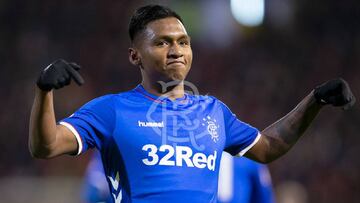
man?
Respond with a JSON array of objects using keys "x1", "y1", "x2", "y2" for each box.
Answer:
[
  {"x1": 29, "y1": 4, "x2": 355, "y2": 203},
  {"x1": 218, "y1": 153, "x2": 275, "y2": 203}
]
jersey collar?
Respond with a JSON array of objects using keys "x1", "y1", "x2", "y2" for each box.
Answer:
[{"x1": 134, "y1": 84, "x2": 188, "y2": 104}]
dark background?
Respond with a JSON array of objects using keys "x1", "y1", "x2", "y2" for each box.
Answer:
[{"x1": 0, "y1": 0, "x2": 359, "y2": 202}]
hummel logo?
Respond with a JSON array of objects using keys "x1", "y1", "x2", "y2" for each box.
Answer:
[{"x1": 138, "y1": 121, "x2": 164, "y2": 128}]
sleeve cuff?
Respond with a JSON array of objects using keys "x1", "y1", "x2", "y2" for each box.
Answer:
[
  {"x1": 59, "y1": 121, "x2": 83, "y2": 155},
  {"x1": 237, "y1": 132, "x2": 261, "y2": 156}
]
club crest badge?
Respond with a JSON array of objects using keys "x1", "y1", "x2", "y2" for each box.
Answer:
[{"x1": 202, "y1": 116, "x2": 220, "y2": 143}]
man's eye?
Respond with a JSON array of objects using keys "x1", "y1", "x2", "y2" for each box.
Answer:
[
  {"x1": 156, "y1": 41, "x2": 167, "y2": 46},
  {"x1": 179, "y1": 41, "x2": 190, "y2": 46}
]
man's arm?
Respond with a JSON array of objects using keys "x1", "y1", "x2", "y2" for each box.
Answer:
[
  {"x1": 245, "y1": 78, "x2": 355, "y2": 163},
  {"x1": 28, "y1": 59, "x2": 84, "y2": 159},
  {"x1": 29, "y1": 88, "x2": 78, "y2": 158}
]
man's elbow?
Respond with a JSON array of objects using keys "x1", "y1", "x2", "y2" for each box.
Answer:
[
  {"x1": 28, "y1": 143, "x2": 55, "y2": 159},
  {"x1": 257, "y1": 155, "x2": 279, "y2": 164},
  {"x1": 256, "y1": 133, "x2": 291, "y2": 164},
  {"x1": 29, "y1": 150, "x2": 51, "y2": 159},
  {"x1": 247, "y1": 153, "x2": 276, "y2": 164},
  {"x1": 245, "y1": 148, "x2": 286, "y2": 164}
]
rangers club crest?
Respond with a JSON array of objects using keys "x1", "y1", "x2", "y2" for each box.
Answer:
[{"x1": 202, "y1": 116, "x2": 220, "y2": 143}]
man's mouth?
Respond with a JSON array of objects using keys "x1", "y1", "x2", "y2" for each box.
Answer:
[{"x1": 167, "y1": 61, "x2": 185, "y2": 66}]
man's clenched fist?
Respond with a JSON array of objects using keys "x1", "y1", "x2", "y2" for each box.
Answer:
[
  {"x1": 37, "y1": 59, "x2": 84, "y2": 91},
  {"x1": 314, "y1": 78, "x2": 356, "y2": 110}
]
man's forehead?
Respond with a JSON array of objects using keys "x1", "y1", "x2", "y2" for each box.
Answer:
[{"x1": 143, "y1": 17, "x2": 188, "y2": 39}]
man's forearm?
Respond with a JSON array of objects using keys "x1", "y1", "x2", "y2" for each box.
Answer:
[
  {"x1": 29, "y1": 59, "x2": 84, "y2": 158},
  {"x1": 247, "y1": 78, "x2": 355, "y2": 163},
  {"x1": 260, "y1": 91, "x2": 323, "y2": 161},
  {"x1": 29, "y1": 87, "x2": 58, "y2": 158}
]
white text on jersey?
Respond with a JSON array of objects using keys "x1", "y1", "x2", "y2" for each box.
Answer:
[
  {"x1": 138, "y1": 121, "x2": 164, "y2": 128},
  {"x1": 142, "y1": 144, "x2": 217, "y2": 171}
]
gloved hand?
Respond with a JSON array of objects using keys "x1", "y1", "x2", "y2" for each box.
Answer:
[
  {"x1": 314, "y1": 78, "x2": 356, "y2": 110},
  {"x1": 37, "y1": 59, "x2": 84, "y2": 91}
]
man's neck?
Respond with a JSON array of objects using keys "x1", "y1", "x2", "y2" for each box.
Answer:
[{"x1": 141, "y1": 81, "x2": 185, "y2": 100}]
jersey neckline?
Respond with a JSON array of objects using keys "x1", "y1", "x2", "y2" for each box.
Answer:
[{"x1": 134, "y1": 84, "x2": 189, "y2": 104}]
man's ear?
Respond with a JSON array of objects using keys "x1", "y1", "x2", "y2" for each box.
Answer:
[{"x1": 128, "y1": 48, "x2": 142, "y2": 67}]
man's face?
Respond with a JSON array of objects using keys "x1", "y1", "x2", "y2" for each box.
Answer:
[{"x1": 133, "y1": 17, "x2": 193, "y2": 82}]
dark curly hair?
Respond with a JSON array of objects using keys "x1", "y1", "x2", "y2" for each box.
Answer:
[{"x1": 128, "y1": 4, "x2": 183, "y2": 42}]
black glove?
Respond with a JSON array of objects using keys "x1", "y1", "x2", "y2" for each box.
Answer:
[
  {"x1": 37, "y1": 59, "x2": 84, "y2": 91},
  {"x1": 314, "y1": 78, "x2": 356, "y2": 110}
]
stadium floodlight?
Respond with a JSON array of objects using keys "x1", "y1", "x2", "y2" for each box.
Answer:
[{"x1": 230, "y1": 0, "x2": 264, "y2": 27}]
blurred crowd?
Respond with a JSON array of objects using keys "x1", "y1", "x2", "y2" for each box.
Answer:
[{"x1": 0, "y1": 0, "x2": 359, "y2": 202}]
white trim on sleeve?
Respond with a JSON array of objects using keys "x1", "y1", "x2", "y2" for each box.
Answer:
[
  {"x1": 237, "y1": 132, "x2": 261, "y2": 156},
  {"x1": 59, "y1": 121, "x2": 83, "y2": 155}
]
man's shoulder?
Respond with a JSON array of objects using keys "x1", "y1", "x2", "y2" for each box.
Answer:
[
  {"x1": 194, "y1": 94, "x2": 231, "y2": 108},
  {"x1": 187, "y1": 94, "x2": 231, "y2": 112},
  {"x1": 189, "y1": 94, "x2": 219, "y2": 103}
]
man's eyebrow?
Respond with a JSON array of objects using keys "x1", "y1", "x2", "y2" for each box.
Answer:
[{"x1": 154, "y1": 34, "x2": 191, "y2": 41}]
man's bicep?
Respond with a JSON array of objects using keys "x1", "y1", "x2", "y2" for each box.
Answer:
[
  {"x1": 243, "y1": 135, "x2": 270, "y2": 163},
  {"x1": 53, "y1": 125, "x2": 80, "y2": 156},
  {"x1": 244, "y1": 133, "x2": 288, "y2": 163}
]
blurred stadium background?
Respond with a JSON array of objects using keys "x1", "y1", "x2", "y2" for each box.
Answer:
[{"x1": 0, "y1": 0, "x2": 359, "y2": 202}]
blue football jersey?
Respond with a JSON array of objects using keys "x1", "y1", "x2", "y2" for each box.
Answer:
[
  {"x1": 218, "y1": 153, "x2": 275, "y2": 203},
  {"x1": 60, "y1": 84, "x2": 260, "y2": 203}
]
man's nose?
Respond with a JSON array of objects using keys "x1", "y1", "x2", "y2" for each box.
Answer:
[{"x1": 168, "y1": 44, "x2": 183, "y2": 58}]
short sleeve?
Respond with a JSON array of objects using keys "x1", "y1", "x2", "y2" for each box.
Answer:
[
  {"x1": 59, "y1": 95, "x2": 115, "y2": 155},
  {"x1": 219, "y1": 101, "x2": 261, "y2": 156}
]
